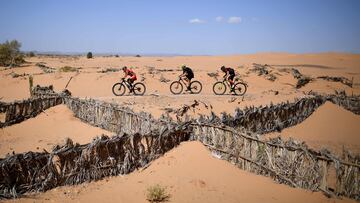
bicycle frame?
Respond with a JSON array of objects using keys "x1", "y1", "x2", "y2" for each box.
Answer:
[
  {"x1": 222, "y1": 79, "x2": 232, "y2": 88},
  {"x1": 178, "y1": 77, "x2": 190, "y2": 87},
  {"x1": 121, "y1": 78, "x2": 133, "y2": 91}
]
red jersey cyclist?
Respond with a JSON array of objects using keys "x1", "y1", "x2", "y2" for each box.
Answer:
[{"x1": 122, "y1": 66, "x2": 137, "y2": 92}]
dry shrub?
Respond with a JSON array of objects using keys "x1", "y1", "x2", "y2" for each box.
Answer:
[
  {"x1": 59, "y1": 66, "x2": 78, "y2": 72},
  {"x1": 146, "y1": 184, "x2": 170, "y2": 202}
]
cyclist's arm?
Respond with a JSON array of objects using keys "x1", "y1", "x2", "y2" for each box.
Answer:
[
  {"x1": 122, "y1": 72, "x2": 128, "y2": 79},
  {"x1": 179, "y1": 72, "x2": 187, "y2": 77},
  {"x1": 223, "y1": 72, "x2": 228, "y2": 78}
]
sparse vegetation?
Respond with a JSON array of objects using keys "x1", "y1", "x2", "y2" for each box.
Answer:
[
  {"x1": 207, "y1": 72, "x2": 219, "y2": 78},
  {"x1": 28, "y1": 51, "x2": 35, "y2": 57},
  {"x1": 29, "y1": 75, "x2": 33, "y2": 96},
  {"x1": 59, "y1": 66, "x2": 78, "y2": 72},
  {"x1": 159, "y1": 75, "x2": 170, "y2": 83},
  {"x1": 9, "y1": 72, "x2": 28, "y2": 78},
  {"x1": 146, "y1": 184, "x2": 170, "y2": 202},
  {"x1": 135, "y1": 54, "x2": 141, "y2": 57},
  {"x1": 115, "y1": 54, "x2": 119, "y2": 57},
  {"x1": 296, "y1": 76, "x2": 312, "y2": 89},
  {"x1": 36, "y1": 62, "x2": 56, "y2": 73},
  {"x1": 97, "y1": 67, "x2": 120, "y2": 73},
  {"x1": 0, "y1": 40, "x2": 25, "y2": 67},
  {"x1": 86, "y1": 52, "x2": 93, "y2": 59}
]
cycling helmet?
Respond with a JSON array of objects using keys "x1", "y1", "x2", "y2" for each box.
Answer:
[
  {"x1": 181, "y1": 64, "x2": 186, "y2": 70},
  {"x1": 122, "y1": 66, "x2": 127, "y2": 70},
  {"x1": 221, "y1": 66, "x2": 226, "y2": 71}
]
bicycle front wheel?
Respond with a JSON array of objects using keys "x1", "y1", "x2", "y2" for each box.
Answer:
[
  {"x1": 112, "y1": 83, "x2": 126, "y2": 96},
  {"x1": 170, "y1": 81, "x2": 183, "y2": 95},
  {"x1": 213, "y1": 81, "x2": 226, "y2": 95}
]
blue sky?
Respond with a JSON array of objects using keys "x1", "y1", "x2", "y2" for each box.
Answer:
[{"x1": 0, "y1": 0, "x2": 360, "y2": 55}]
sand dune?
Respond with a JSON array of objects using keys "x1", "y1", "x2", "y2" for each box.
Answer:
[
  {"x1": 1, "y1": 53, "x2": 359, "y2": 102},
  {"x1": 0, "y1": 105, "x2": 113, "y2": 157},
  {"x1": 1, "y1": 53, "x2": 359, "y2": 153},
  {"x1": 7, "y1": 141, "x2": 355, "y2": 203},
  {"x1": 0, "y1": 53, "x2": 359, "y2": 202},
  {"x1": 266, "y1": 102, "x2": 360, "y2": 154}
]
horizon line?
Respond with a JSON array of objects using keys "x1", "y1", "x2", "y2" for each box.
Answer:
[{"x1": 23, "y1": 50, "x2": 360, "y2": 57}]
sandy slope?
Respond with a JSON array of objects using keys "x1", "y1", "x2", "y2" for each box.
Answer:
[
  {"x1": 7, "y1": 141, "x2": 355, "y2": 203},
  {"x1": 0, "y1": 53, "x2": 359, "y2": 202},
  {"x1": 0, "y1": 53, "x2": 359, "y2": 103},
  {"x1": 0, "y1": 105, "x2": 113, "y2": 157},
  {"x1": 266, "y1": 102, "x2": 360, "y2": 154},
  {"x1": 0, "y1": 53, "x2": 359, "y2": 154}
]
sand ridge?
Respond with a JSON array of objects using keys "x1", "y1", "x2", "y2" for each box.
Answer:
[
  {"x1": 0, "y1": 53, "x2": 359, "y2": 202},
  {"x1": 0, "y1": 105, "x2": 114, "y2": 157},
  {"x1": 266, "y1": 101, "x2": 360, "y2": 154},
  {"x1": 6, "y1": 141, "x2": 356, "y2": 203}
]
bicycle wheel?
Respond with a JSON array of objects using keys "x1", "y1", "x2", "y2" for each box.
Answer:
[
  {"x1": 133, "y1": 82, "x2": 146, "y2": 95},
  {"x1": 213, "y1": 81, "x2": 226, "y2": 95},
  {"x1": 112, "y1": 83, "x2": 126, "y2": 96},
  {"x1": 190, "y1": 81, "x2": 202, "y2": 94},
  {"x1": 233, "y1": 82, "x2": 247, "y2": 96},
  {"x1": 170, "y1": 81, "x2": 183, "y2": 95}
]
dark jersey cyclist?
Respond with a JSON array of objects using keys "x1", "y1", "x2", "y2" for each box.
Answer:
[
  {"x1": 179, "y1": 65, "x2": 194, "y2": 91},
  {"x1": 220, "y1": 66, "x2": 235, "y2": 90}
]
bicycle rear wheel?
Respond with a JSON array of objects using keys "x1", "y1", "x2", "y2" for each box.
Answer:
[
  {"x1": 190, "y1": 81, "x2": 202, "y2": 94},
  {"x1": 233, "y1": 82, "x2": 247, "y2": 96},
  {"x1": 213, "y1": 81, "x2": 226, "y2": 95},
  {"x1": 133, "y1": 82, "x2": 146, "y2": 95},
  {"x1": 112, "y1": 83, "x2": 126, "y2": 96},
  {"x1": 170, "y1": 81, "x2": 183, "y2": 95}
]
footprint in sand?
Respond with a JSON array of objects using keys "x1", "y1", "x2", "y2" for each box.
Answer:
[{"x1": 190, "y1": 179, "x2": 206, "y2": 188}]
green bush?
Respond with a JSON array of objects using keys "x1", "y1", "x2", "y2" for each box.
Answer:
[
  {"x1": 0, "y1": 40, "x2": 24, "y2": 67},
  {"x1": 146, "y1": 184, "x2": 170, "y2": 202},
  {"x1": 87, "y1": 52, "x2": 93, "y2": 59}
]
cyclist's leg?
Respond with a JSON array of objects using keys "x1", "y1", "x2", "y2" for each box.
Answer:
[
  {"x1": 183, "y1": 76, "x2": 190, "y2": 90},
  {"x1": 228, "y1": 75, "x2": 235, "y2": 91},
  {"x1": 128, "y1": 76, "x2": 136, "y2": 92}
]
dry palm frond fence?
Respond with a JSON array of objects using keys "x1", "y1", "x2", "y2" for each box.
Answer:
[
  {"x1": 0, "y1": 93, "x2": 359, "y2": 200},
  {"x1": 0, "y1": 122, "x2": 191, "y2": 198},
  {"x1": 63, "y1": 97, "x2": 158, "y2": 135},
  {"x1": 215, "y1": 93, "x2": 360, "y2": 134},
  {"x1": 0, "y1": 97, "x2": 62, "y2": 128},
  {"x1": 329, "y1": 92, "x2": 360, "y2": 114},
  {"x1": 190, "y1": 123, "x2": 360, "y2": 200}
]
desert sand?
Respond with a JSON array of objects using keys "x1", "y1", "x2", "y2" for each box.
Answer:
[
  {"x1": 0, "y1": 105, "x2": 114, "y2": 157},
  {"x1": 4, "y1": 141, "x2": 356, "y2": 203},
  {"x1": 266, "y1": 101, "x2": 360, "y2": 154},
  {"x1": 0, "y1": 53, "x2": 359, "y2": 202}
]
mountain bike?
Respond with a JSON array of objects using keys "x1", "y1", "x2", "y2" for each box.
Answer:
[
  {"x1": 213, "y1": 78, "x2": 247, "y2": 96},
  {"x1": 112, "y1": 78, "x2": 146, "y2": 96},
  {"x1": 170, "y1": 77, "x2": 202, "y2": 95}
]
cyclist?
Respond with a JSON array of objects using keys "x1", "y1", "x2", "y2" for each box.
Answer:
[
  {"x1": 121, "y1": 66, "x2": 137, "y2": 92},
  {"x1": 220, "y1": 66, "x2": 235, "y2": 91},
  {"x1": 179, "y1": 65, "x2": 194, "y2": 91}
]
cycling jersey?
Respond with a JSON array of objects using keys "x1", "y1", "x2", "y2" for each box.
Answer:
[
  {"x1": 124, "y1": 69, "x2": 136, "y2": 77},
  {"x1": 183, "y1": 67, "x2": 194, "y2": 79},
  {"x1": 124, "y1": 69, "x2": 137, "y2": 82},
  {"x1": 226, "y1": 67, "x2": 235, "y2": 76},
  {"x1": 223, "y1": 67, "x2": 235, "y2": 81}
]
